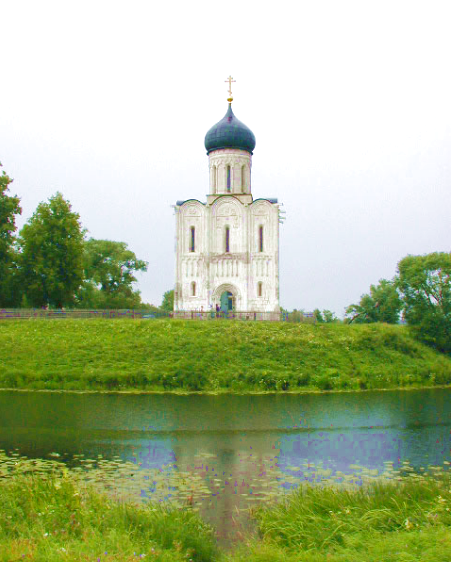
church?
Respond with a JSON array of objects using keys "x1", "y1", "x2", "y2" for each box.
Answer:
[{"x1": 174, "y1": 78, "x2": 281, "y2": 315}]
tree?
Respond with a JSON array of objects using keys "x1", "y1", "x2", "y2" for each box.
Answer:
[
  {"x1": 18, "y1": 192, "x2": 85, "y2": 308},
  {"x1": 76, "y1": 238, "x2": 148, "y2": 309},
  {"x1": 397, "y1": 253, "x2": 451, "y2": 353},
  {"x1": 313, "y1": 309, "x2": 339, "y2": 323},
  {"x1": 0, "y1": 163, "x2": 22, "y2": 306},
  {"x1": 322, "y1": 309, "x2": 338, "y2": 323},
  {"x1": 313, "y1": 309, "x2": 324, "y2": 323},
  {"x1": 346, "y1": 279, "x2": 402, "y2": 324},
  {"x1": 161, "y1": 289, "x2": 174, "y2": 312}
]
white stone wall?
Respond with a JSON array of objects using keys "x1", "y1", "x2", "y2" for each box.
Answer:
[
  {"x1": 208, "y1": 149, "x2": 252, "y2": 195},
  {"x1": 174, "y1": 200, "x2": 207, "y2": 311},
  {"x1": 248, "y1": 199, "x2": 280, "y2": 312}
]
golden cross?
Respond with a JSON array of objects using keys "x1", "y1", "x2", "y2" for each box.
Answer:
[{"x1": 225, "y1": 75, "x2": 235, "y2": 101}]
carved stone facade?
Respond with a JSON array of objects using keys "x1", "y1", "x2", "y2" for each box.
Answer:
[{"x1": 174, "y1": 105, "x2": 280, "y2": 313}]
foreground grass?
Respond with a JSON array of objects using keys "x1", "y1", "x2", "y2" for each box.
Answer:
[
  {"x1": 229, "y1": 470, "x2": 451, "y2": 561},
  {"x1": 0, "y1": 471, "x2": 218, "y2": 562},
  {"x1": 0, "y1": 319, "x2": 450, "y2": 392},
  {"x1": 2, "y1": 469, "x2": 451, "y2": 561}
]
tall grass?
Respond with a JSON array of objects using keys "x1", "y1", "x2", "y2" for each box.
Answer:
[
  {"x1": 0, "y1": 319, "x2": 450, "y2": 392},
  {"x1": 2, "y1": 467, "x2": 451, "y2": 561},
  {"x1": 228, "y1": 471, "x2": 451, "y2": 561},
  {"x1": 0, "y1": 471, "x2": 218, "y2": 561}
]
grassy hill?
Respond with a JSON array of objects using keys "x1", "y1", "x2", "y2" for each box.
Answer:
[{"x1": 0, "y1": 318, "x2": 450, "y2": 392}]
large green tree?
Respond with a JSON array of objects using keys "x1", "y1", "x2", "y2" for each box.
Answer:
[
  {"x1": 0, "y1": 164, "x2": 22, "y2": 306},
  {"x1": 397, "y1": 252, "x2": 451, "y2": 353},
  {"x1": 18, "y1": 192, "x2": 85, "y2": 308},
  {"x1": 346, "y1": 279, "x2": 402, "y2": 324},
  {"x1": 76, "y1": 238, "x2": 148, "y2": 309}
]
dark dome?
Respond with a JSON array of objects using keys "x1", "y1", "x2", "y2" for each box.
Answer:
[{"x1": 205, "y1": 104, "x2": 256, "y2": 154}]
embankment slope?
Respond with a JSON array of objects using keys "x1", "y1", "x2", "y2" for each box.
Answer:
[{"x1": 0, "y1": 319, "x2": 450, "y2": 392}]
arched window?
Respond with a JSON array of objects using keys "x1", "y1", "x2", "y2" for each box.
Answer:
[
  {"x1": 257, "y1": 282, "x2": 263, "y2": 297},
  {"x1": 212, "y1": 166, "x2": 216, "y2": 192},
  {"x1": 189, "y1": 226, "x2": 195, "y2": 252},
  {"x1": 259, "y1": 225, "x2": 263, "y2": 252},
  {"x1": 226, "y1": 165, "x2": 231, "y2": 192},
  {"x1": 241, "y1": 165, "x2": 245, "y2": 193},
  {"x1": 225, "y1": 226, "x2": 230, "y2": 253},
  {"x1": 191, "y1": 281, "x2": 196, "y2": 296}
]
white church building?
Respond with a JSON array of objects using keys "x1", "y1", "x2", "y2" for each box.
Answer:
[{"x1": 174, "y1": 84, "x2": 281, "y2": 316}]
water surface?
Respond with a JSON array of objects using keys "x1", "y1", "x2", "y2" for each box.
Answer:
[{"x1": 1, "y1": 389, "x2": 450, "y2": 545}]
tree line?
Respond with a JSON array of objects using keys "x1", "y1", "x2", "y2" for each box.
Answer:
[
  {"x1": 0, "y1": 164, "x2": 152, "y2": 310},
  {"x1": 344, "y1": 253, "x2": 451, "y2": 353},
  {"x1": 286, "y1": 254, "x2": 450, "y2": 354}
]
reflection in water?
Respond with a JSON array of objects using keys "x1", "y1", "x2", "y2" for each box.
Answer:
[{"x1": 1, "y1": 389, "x2": 451, "y2": 546}]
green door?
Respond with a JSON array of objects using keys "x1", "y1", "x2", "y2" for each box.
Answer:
[{"x1": 220, "y1": 291, "x2": 233, "y2": 313}]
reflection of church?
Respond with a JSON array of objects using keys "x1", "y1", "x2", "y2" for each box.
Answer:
[{"x1": 174, "y1": 78, "x2": 281, "y2": 313}]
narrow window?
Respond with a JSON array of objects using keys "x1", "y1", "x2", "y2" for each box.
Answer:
[
  {"x1": 226, "y1": 165, "x2": 231, "y2": 192},
  {"x1": 259, "y1": 225, "x2": 263, "y2": 252},
  {"x1": 189, "y1": 226, "x2": 195, "y2": 252},
  {"x1": 191, "y1": 281, "x2": 196, "y2": 296},
  {"x1": 212, "y1": 166, "x2": 216, "y2": 192},
  {"x1": 241, "y1": 165, "x2": 245, "y2": 192},
  {"x1": 258, "y1": 282, "x2": 263, "y2": 297},
  {"x1": 225, "y1": 226, "x2": 230, "y2": 253}
]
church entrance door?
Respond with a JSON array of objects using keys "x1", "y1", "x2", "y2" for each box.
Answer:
[{"x1": 220, "y1": 291, "x2": 233, "y2": 313}]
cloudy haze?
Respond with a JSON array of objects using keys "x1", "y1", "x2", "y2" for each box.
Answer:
[{"x1": 1, "y1": 0, "x2": 450, "y2": 315}]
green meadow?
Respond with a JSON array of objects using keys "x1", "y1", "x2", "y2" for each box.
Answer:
[
  {"x1": 0, "y1": 318, "x2": 450, "y2": 392},
  {"x1": 1, "y1": 453, "x2": 451, "y2": 561}
]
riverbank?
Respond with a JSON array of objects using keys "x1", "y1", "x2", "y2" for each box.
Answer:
[
  {"x1": 227, "y1": 466, "x2": 451, "y2": 562},
  {"x1": 1, "y1": 460, "x2": 450, "y2": 561},
  {"x1": 0, "y1": 319, "x2": 450, "y2": 392}
]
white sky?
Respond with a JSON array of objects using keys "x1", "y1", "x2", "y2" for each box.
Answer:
[{"x1": 1, "y1": 0, "x2": 450, "y2": 315}]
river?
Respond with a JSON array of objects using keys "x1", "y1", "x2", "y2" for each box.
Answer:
[{"x1": 1, "y1": 388, "x2": 450, "y2": 546}]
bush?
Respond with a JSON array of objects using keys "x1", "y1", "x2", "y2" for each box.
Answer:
[
  {"x1": 431, "y1": 364, "x2": 451, "y2": 385},
  {"x1": 295, "y1": 372, "x2": 311, "y2": 386},
  {"x1": 0, "y1": 370, "x2": 19, "y2": 388},
  {"x1": 335, "y1": 374, "x2": 354, "y2": 389},
  {"x1": 312, "y1": 374, "x2": 333, "y2": 391},
  {"x1": 258, "y1": 372, "x2": 277, "y2": 390},
  {"x1": 172, "y1": 367, "x2": 207, "y2": 391}
]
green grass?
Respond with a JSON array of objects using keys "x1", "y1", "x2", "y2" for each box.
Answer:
[
  {"x1": 0, "y1": 470, "x2": 218, "y2": 561},
  {"x1": 0, "y1": 319, "x2": 450, "y2": 392},
  {"x1": 227, "y1": 469, "x2": 451, "y2": 561},
  {"x1": 2, "y1": 466, "x2": 451, "y2": 561}
]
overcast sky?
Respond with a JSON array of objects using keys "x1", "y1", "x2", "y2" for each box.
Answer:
[{"x1": 1, "y1": 0, "x2": 450, "y2": 316}]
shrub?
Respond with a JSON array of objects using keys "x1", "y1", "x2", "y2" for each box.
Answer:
[
  {"x1": 312, "y1": 374, "x2": 333, "y2": 390},
  {"x1": 173, "y1": 367, "x2": 207, "y2": 391},
  {"x1": 431, "y1": 364, "x2": 451, "y2": 385},
  {"x1": 258, "y1": 372, "x2": 277, "y2": 390},
  {"x1": 295, "y1": 372, "x2": 311, "y2": 386},
  {"x1": 335, "y1": 374, "x2": 354, "y2": 389},
  {"x1": 276, "y1": 379, "x2": 290, "y2": 391},
  {"x1": 126, "y1": 370, "x2": 151, "y2": 388},
  {"x1": 358, "y1": 376, "x2": 368, "y2": 389},
  {"x1": 0, "y1": 370, "x2": 18, "y2": 388}
]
